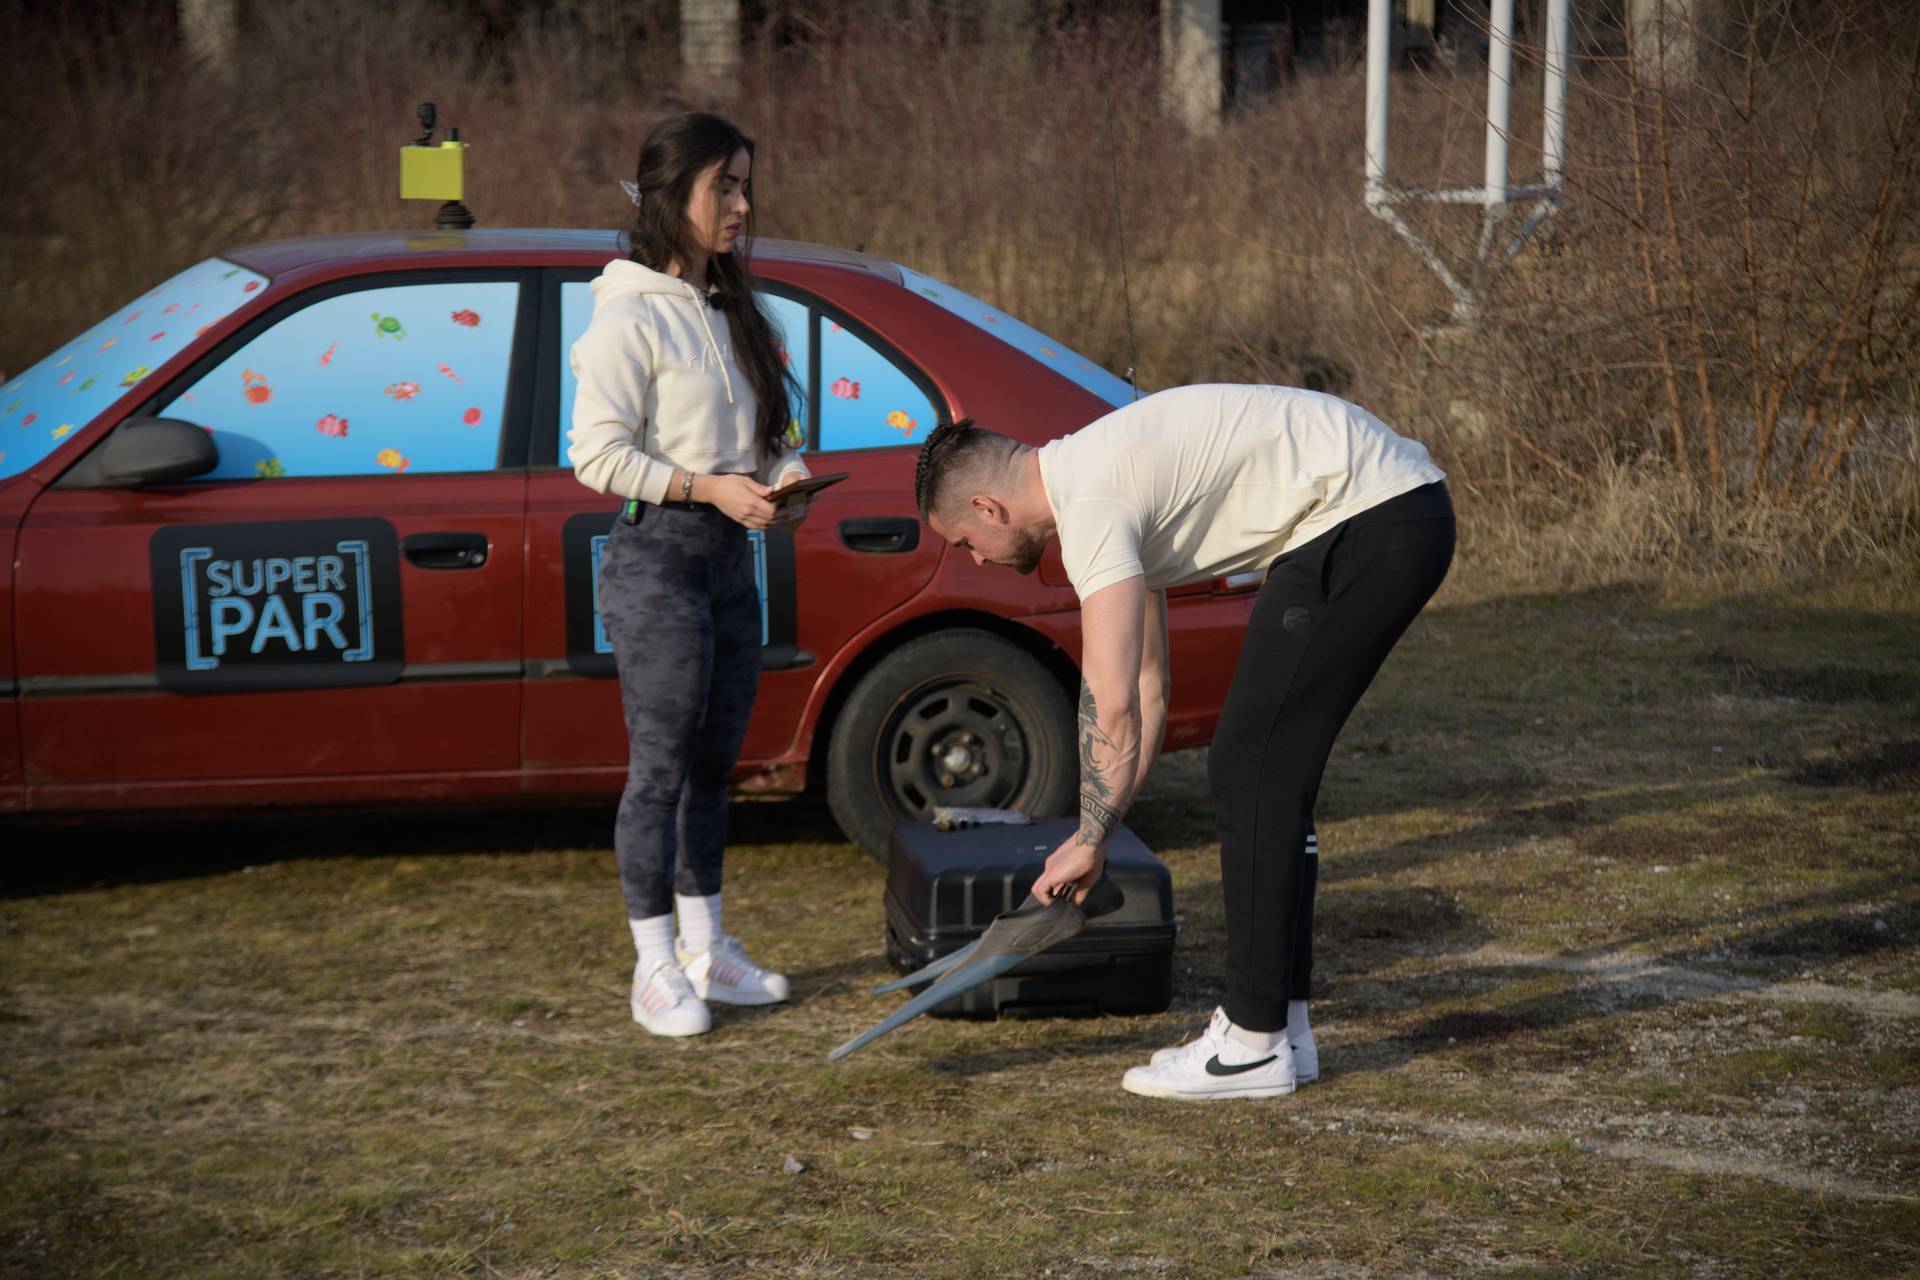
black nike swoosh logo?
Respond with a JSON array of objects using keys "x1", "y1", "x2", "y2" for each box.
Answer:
[{"x1": 1204, "y1": 1054, "x2": 1277, "y2": 1076}]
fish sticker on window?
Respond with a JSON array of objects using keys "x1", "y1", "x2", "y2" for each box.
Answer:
[
  {"x1": 830, "y1": 377, "x2": 860, "y2": 400},
  {"x1": 51, "y1": 423, "x2": 73, "y2": 439},
  {"x1": 384, "y1": 381, "x2": 420, "y2": 401},
  {"x1": 315, "y1": 414, "x2": 349, "y2": 438},
  {"x1": 437, "y1": 362, "x2": 463, "y2": 384},
  {"x1": 462, "y1": 407, "x2": 482, "y2": 427},
  {"x1": 319, "y1": 341, "x2": 337, "y2": 366},
  {"x1": 887, "y1": 410, "x2": 917, "y2": 437},
  {"x1": 242, "y1": 369, "x2": 271, "y2": 404},
  {"x1": 119, "y1": 366, "x2": 151, "y2": 387},
  {"x1": 376, "y1": 449, "x2": 409, "y2": 473},
  {"x1": 450, "y1": 308, "x2": 480, "y2": 327}
]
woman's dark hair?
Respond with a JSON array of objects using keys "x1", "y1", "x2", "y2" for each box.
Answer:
[{"x1": 626, "y1": 111, "x2": 800, "y2": 459}]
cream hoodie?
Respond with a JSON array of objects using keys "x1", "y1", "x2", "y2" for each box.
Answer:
[{"x1": 567, "y1": 258, "x2": 808, "y2": 505}]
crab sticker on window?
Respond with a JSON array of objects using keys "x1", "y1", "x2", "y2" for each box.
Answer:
[{"x1": 150, "y1": 519, "x2": 404, "y2": 694}]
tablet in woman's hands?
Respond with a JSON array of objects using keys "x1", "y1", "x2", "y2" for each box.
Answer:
[{"x1": 768, "y1": 471, "x2": 849, "y2": 509}]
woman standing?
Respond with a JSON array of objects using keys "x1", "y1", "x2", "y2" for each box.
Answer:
[{"x1": 569, "y1": 112, "x2": 809, "y2": 1037}]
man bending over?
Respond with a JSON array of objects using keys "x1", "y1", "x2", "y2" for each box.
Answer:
[{"x1": 914, "y1": 384, "x2": 1454, "y2": 1100}]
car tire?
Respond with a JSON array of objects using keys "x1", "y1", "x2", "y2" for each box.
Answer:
[{"x1": 825, "y1": 629, "x2": 1077, "y2": 861}]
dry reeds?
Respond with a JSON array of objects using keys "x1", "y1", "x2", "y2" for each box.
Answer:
[{"x1": 2, "y1": 0, "x2": 1913, "y2": 589}]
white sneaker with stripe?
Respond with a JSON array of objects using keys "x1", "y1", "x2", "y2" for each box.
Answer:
[
  {"x1": 677, "y1": 934, "x2": 791, "y2": 1006},
  {"x1": 1122, "y1": 1011, "x2": 1298, "y2": 1100},
  {"x1": 631, "y1": 959, "x2": 712, "y2": 1037},
  {"x1": 1150, "y1": 1007, "x2": 1319, "y2": 1082}
]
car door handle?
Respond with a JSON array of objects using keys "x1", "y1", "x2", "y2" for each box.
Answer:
[
  {"x1": 403, "y1": 532, "x2": 489, "y2": 570},
  {"x1": 838, "y1": 517, "x2": 920, "y2": 555}
]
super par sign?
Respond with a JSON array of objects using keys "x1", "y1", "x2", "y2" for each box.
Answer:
[{"x1": 151, "y1": 519, "x2": 403, "y2": 693}]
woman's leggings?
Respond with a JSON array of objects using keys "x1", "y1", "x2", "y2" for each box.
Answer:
[
  {"x1": 1207, "y1": 481, "x2": 1456, "y2": 1032},
  {"x1": 598, "y1": 500, "x2": 762, "y2": 921}
]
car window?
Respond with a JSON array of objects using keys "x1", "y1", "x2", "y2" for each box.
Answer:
[
  {"x1": 817, "y1": 319, "x2": 938, "y2": 452},
  {"x1": 557, "y1": 281, "x2": 811, "y2": 460},
  {"x1": 764, "y1": 293, "x2": 810, "y2": 451},
  {"x1": 0, "y1": 258, "x2": 269, "y2": 483},
  {"x1": 895, "y1": 263, "x2": 1135, "y2": 409},
  {"x1": 155, "y1": 280, "x2": 519, "y2": 480}
]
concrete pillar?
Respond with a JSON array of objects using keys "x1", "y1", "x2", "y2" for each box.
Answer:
[
  {"x1": 681, "y1": 0, "x2": 740, "y2": 99},
  {"x1": 1630, "y1": 0, "x2": 1702, "y2": 86},
  {"x1": 1162, "y1": 0, "x2": 1222, "y2": 134},
  {"x1": 179, "y1": 0, "x2": 237, "y2": 68}
]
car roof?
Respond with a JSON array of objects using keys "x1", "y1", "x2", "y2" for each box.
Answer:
[{"x1": 224, "y1": 229, "x2": 905, "y2": 285}]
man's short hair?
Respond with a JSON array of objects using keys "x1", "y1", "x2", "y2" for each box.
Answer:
[{"x1": 914, "y1": 418, "x2": 1022, "y2": 521}]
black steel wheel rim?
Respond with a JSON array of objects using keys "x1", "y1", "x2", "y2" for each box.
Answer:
[{"x1": 877, "y1": 676, "x2": 1035, "y2": 819}]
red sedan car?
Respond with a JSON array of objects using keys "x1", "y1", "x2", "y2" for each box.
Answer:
[{"x1": 0, "y1": 231, "x2": 1255, "y2": 855}]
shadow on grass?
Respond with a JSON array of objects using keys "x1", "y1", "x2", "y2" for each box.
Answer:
[
  {"x1": 1320, "y1": 871, "x2": 1916, "y2": 1080},
  {"x1": 0, "y1": 793, "x2": 851, "y2": 899}
]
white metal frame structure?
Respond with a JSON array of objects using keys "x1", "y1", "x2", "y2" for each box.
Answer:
[{"x1": 1365, "y1": 0, "x2": 1572, "y2": 320}]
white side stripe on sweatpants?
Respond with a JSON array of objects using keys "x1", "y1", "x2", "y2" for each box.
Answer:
[{"x1": 1305, "y1": 834, "x2": 1319, "y2": 857}]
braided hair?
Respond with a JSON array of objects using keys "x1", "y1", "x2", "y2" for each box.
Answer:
[{"x1": 913, "y1": 417, "x2": 974, "y2": 519}]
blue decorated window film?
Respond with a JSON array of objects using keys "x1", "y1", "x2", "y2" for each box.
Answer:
[
  {"x1": 0, "y1": 258, "x2": 269, "y2": 484},
  {"x1": 557, "y1": 282, "x2": 811, "y2": 460},
  {"x1": 817, "y1": 320, "x2": 938, "y2": 452},
  {"x1": 591, "y1": 528, "x2": 771, "y2": 647},
  {"x1": 557, "y1": 281, "x2": 593, "y2": 460},
  {"x1": 894, "y1": 263, "x2": 1135, "y2": 409},
  {"x1": 764, "y1": 293, "x2": 811, "y2": 452},
  {"x1": 156, "y1": 281, "x2": 519, "y2": 481}
]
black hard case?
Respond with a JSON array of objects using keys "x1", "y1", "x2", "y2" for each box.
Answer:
[{"x1": 882, "y1": 818, "x2": 1177, "y2": 1019}]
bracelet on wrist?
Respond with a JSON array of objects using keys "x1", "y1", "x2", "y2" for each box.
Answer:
[{"x1": 680, "y1": 470, "x2": 695, "y2": 503}]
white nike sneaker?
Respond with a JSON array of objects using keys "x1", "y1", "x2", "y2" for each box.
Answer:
[
  {"x1": 1150, "y1": 1007, "x2": 1319, "y2": 1082},
  {"x1": 631, "y1": 960, "x2": 712, "y2": 1037},
  {"x1": 1123, "y1": 1014, "x2": 1298, "y2": 1100},
  {"x1": 676, "y1": 934, "x2": 790, "y2": 1006}
]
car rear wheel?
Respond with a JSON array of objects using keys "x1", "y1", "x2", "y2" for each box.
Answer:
[{"x1": 825, "y1": 629, "x2": 1076, "y2": 861}]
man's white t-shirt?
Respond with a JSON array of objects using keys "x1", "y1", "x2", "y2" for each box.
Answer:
[{"x1": 1035, "y1": 384, "x2": 1446, "y2": 599}]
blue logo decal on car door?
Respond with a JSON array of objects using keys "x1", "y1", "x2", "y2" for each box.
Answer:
[{"x1": 151, "y1": 519, "x2": 403, "y2": 692}]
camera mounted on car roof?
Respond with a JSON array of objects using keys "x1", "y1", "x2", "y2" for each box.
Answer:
[{"x1": 399, "y1": 101, "x2": 474, "y2": 231}]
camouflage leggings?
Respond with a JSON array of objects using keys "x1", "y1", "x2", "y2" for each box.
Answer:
[{"x1": 598, "y1": 501, "x2": 762, "y2": 920}]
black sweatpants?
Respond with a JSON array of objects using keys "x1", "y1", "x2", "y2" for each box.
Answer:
[{"x1": 1207, "y1": 481, "x2": 1455, "y2": 1031}]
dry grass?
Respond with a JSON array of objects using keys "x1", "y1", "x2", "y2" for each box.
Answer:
[
  {"x1": 3, "y1": 1, "x2": 1915, "y2": 591},
  {"x1": 3, "y1": 582, "x2": 1918, "y2": 1277}
]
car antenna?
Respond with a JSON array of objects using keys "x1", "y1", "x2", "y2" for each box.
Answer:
[
  {"x1": 399, "y1": 101, "x2": 475, "y2": 231},
  {"x1": 1100, "y1": 81, "x2": 1141, "y2": 398}
]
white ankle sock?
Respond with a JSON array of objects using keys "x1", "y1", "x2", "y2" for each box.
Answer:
[
  {"x1": 675, "y1": 892, "x2": 723, "y2": 954},
  {"x1": 629, "y1": 913, "x2": 676, "y2": 979},
  {"x1": 1287, "y1": 1000, "x2": 1312, "y2": 1042},
  {"x1": 1227, "y1": 1020, "x2": 1287, "y2": 1054}
]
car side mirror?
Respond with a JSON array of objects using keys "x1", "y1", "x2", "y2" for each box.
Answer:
[{"x1": 70, "y1": 416, "x2": 220, "y2": 488}]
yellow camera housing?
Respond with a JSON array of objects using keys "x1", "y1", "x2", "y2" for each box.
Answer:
[{"x1": 399, "y1": 140, "x2": 466, "y2": 202}]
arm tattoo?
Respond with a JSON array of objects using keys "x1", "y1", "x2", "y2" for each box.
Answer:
[{"x1": 1075, "y1": 680, "x2": 1124, "y2": 850}]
